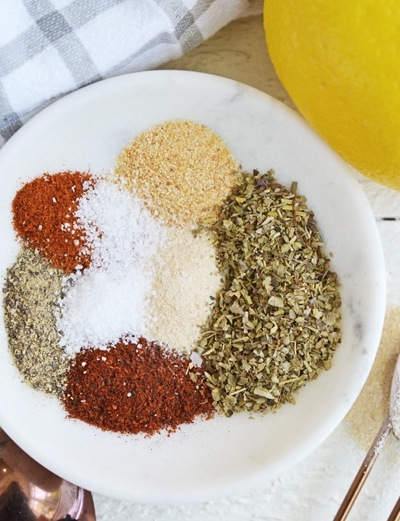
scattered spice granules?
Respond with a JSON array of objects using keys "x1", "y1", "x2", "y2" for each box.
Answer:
[
  {"x1": 63, "y1": 338, "x2": 214, "y2": 436},
  {"x1": 114, "y1": 119, "x2": 240, "y2": 227},
  {"x1": 12, "y1": 171, "x2": 93, "y2": 274},
  {"x1": 2, "y1": 247, "x2": 68, "y2": 395},
  {"x1": 197, "y1": 170, "x2": 342, "y2": 416},
  {"x1": 345, "y1": 306, "x2": 400, "y2": 450}
]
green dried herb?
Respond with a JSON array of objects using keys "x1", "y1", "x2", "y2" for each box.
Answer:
[{"x1": 196, "y1": 170, "x2": 341, "y2": 416}]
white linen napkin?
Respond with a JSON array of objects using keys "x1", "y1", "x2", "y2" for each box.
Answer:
[{"x1": 0, "y1": 0, "x2": 254, "y2": 148}]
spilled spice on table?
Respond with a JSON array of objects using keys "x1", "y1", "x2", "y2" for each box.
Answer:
[
  {"x1": 63, "y1": 338, "x2": 213, "y2": 435},
  {"x1": 345, "y1": 306, "x2": 400, "y2": 450}
]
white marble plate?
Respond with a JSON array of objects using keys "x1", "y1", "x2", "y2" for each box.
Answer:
[{"x1": 0, "y1": 71, "x2": 386, "y2": 503}]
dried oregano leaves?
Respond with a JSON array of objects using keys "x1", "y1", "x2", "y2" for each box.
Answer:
[{"x1": 196, "y1": 170, "x2": 341, "y2": 416}]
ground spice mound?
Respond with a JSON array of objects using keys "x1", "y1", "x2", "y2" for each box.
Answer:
[
  {"x1": 3, "y1": 247, "x2": 68, "y2": 395},
  {"x1": 114, "y1": 119, "x2": 240, "y2": 227},
  {"x1": 63, "y1": 338, "x2": 214, "y2": 436},
  {"x1": 12, "y1": 171, "x2": 93, "y2": 274},
  {"x1": 147, "y1": 226, "x2": 221, "y2": 354}
]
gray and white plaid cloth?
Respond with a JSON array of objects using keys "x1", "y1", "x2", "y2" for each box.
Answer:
[{"x1": 0, "y1": 0, "x2": 252, "y2": 149}]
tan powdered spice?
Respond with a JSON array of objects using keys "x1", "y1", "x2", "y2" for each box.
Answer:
[
  {"x1": 345, "y1": 306, "x2": 400, "y2": 450},
  {"x1": 147, "y1": 227, "x2": 221, "y2": 354},
  {"x1": 114, "y1": 119, "x2": 240, "y2": 227}
]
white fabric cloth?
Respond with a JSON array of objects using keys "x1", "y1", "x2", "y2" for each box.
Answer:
[{"x1": 0, "y1": 0, "x2": 252, "y2": 148}]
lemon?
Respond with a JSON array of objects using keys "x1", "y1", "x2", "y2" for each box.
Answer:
[{"x1": 264, "y1": 0, "x2": 400, "y2": 190}]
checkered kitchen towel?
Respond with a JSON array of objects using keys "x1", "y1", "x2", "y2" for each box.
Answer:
[{"x1": 0, "y1": 0, "x2": 255, "y2": 149}]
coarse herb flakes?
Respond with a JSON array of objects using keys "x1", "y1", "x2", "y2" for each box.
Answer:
[{"x1": 196, "y1": 170, "x2": 342, "y2": 416}]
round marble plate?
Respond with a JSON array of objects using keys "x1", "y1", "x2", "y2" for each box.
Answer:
[{"x1": 0, "y1": 70, "x2": 386, "y2": 503}]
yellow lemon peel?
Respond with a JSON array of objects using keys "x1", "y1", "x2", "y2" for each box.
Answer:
[{"x1": 264, "y1": 0, "x2": 400, "y2": 190}]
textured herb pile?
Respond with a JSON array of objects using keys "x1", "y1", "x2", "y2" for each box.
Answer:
[{"x1": 197, "y1": 170, "x2": 342, "y2": 416}]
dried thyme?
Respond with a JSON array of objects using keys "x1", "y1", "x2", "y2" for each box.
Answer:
[
  {"x1": 3, "y1": 247, "x2": 68, "y2": 396},
  {"x1": 196, "y1": 170, "x2": 342, "y2": 416}
]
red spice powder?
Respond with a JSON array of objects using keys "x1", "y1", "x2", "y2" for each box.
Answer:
[
  {"x1": 12, "y1": 171, "x2": 93, "y2": 274},
  {"x1": 63, "y1": 338, "x2": 214, "y2": 436}
]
